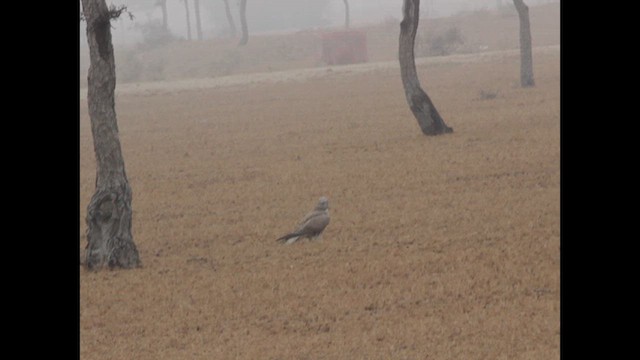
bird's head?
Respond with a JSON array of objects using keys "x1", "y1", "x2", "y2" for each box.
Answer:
[{"x1": 317, "y1": 196, "x2": 329, "y2": 211}]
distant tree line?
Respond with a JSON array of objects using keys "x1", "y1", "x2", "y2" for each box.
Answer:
[{"x1": 119, "y1": 0, "x2": 336, "y2": 46}]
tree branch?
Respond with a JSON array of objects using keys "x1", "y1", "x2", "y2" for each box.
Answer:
[
  {"x1": 107, "y1": 4, "x2": 134, "y2": 21},
  {"x1": 80, "y1": 4, "x2": 134, "y2": 22}
]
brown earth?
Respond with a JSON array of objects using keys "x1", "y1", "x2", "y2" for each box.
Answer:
[
  {"x1": 80, "y1": 3, "x2": 559, "y2": 359},
  {"x1": 80, "y1": 47, "x2": 560, "y2": 359}
]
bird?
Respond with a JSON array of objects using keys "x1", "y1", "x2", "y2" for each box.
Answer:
[{"x1": 276, "y1": 196, "x2": 330, "y2": 245}]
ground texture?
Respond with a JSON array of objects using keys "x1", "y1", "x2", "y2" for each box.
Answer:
[{"x1": 80, "y1": 4, "x2": 559, "y2": 359}]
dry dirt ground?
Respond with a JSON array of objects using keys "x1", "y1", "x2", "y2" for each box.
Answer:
[{"x1": 79, "y1": 43, "x2": 560, "y2": 359}]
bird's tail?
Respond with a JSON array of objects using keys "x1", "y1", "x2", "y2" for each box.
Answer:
[{"x1": 276, "y1": 232, "x2": 302, "y2": 244}]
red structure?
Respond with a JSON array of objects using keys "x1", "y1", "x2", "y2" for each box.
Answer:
[{"x1": 321, "y1": 30, "x2": 368, "y2": 65}]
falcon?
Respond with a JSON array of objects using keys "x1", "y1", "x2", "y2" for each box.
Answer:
[{"x1": 276, "y1": 197, "x2": 330, "y2": 244}]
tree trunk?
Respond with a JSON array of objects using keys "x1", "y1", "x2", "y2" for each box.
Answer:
[
  {"x1": 157, "y1": 0, "x2": 168, "y2": 31},
  {"x1": 81, "y1": 0, "x2": 141, "y2": 270},
  {"x1": 222, "y1": 0, "x2": 237, "y2": 37},
  {"x1": 513, "y1": 0, "x2": 535, "y2": 87},
  {"x1": 343, "y1": 0, "x2": 350, "y2": 29},
  {"x1": 238, "y1": 0, "x2": 248, "y2": 46},
  {"x1": 194, "y1": 0, "x2": 203, "y2": 41},
  {"x1": 183, "y1": 0, "x2": 192, "y2": 41},
  {"x1": 399, "y1": 0, "x2": 453, "y2": 136}
]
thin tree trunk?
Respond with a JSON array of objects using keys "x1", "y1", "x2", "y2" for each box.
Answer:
[
  {"x1": 399, "y1": 0, "x2": 453, "y2": 136},
  {"x1": 157, "y1": 0, "x2": 168, "y2": 30},
  {"x1": 81, "y1": 0, "x2": 141, "y2": 270},
  {"x1": 184, "y1": 0, "x2": 192, "y2": 41},
  {"x1": 222, "y1": 0, "x2": 237, "y2": 37},
  {"x1": 343, "y1": 0, "x2": 350, "y2": 29},
  {"x1": 194, "y1": 0, "x2": 203, "y2": 41},
  {"x1": 513, "y1": 0, "x2": 535, "y2": 87},
  {"x1": 238, "y1": 0, "x2": 248, "y2": 46}
]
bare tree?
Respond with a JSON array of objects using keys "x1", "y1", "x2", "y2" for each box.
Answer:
[
  {"x1": 156, "y1": 0, "x2": 168, "y2": 30},
  {"x1": 238, "y1": 0, "x2": 248, "y2": 46},
  {"x1": 343, "y1": 0, "x2": 350, "y2": 29},
  {"x1": 81, "y1": 0, "x2": 141, "y2": 270},
  {"x1": 399, "y1": 0, "x2": 453, "y2": 136},
  {"x1": 221, "y1": 0, "x2": 237, "y2": 37},
  {"x1": 513, "y1": 0, "x2": 535, "y2": 87},
  {"x1": 194, "y1": 0, "x2": 203, "y2": 40},
  {"x1": 183, "y1": 0, "x2": 192, "y2": 40}
]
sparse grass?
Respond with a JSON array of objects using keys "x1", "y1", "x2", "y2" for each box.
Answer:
[
  {"x1": 80, "y1": 4, "x2": 559, "y2": 358},
  {"x1": 80, "y1": 49, "x2": 560, "y2": 359}
]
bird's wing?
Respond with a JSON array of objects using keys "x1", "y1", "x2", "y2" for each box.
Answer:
[
  {"x1": 295, "y1": 209, "x2": 324, "y2": 230},
  {"x1": 277, "y1": 210, "x2": 329, "y2": 242},
  {"x1": 295, "y1": 210, "x2": 330, "y2": 235}
]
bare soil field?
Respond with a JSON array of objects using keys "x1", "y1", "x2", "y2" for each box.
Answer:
[{"x1": 80, "y1": 43, "x2": 560, "y2": 360}]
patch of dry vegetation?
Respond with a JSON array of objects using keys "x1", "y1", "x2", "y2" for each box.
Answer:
[{"x1": 80, "y1": 47, "x2": 559, "y2": 359}]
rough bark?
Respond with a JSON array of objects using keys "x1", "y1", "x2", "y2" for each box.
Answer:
[
  {"x1": 513, "y1": 0, "x2": 535, "y2": 87},
  {"x1": 222, "y1": 0, "x2": 237, "y2": 37},
  {"x1": 81, "y1": 0, "x2": 140, "y2": 270},
  {"x1": 183, "y1": 0, "x2": 192, "y2": 41},
  {"x1": 194, "y1": 0, "x2": 203, "y2": 41},
  {"x1": 399, "y1": 0, "x2": 453, "y2": 136},
  {"x1": 343, "y1": 0, "x2": 350, "y2": 29},
  {"x1": 238, "y1": 0, "x2": 248, "y2": 46}
]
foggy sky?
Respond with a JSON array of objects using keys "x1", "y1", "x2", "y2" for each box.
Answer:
[{"x1": 81, "y1": 0, "x2": 558, "y2": 46}]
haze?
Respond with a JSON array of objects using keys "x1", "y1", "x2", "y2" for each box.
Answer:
[{"x1": 80, "y1": 0, "x2": 557, "y2": 46}]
